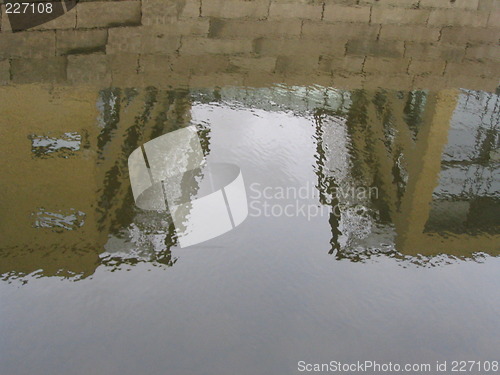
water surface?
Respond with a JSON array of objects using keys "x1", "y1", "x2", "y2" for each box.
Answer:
[{"x1": 1, "y1": 85, "x2": 499, "y2": 375}]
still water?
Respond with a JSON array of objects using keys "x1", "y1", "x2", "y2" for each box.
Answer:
[{"x1": 1, "y1": 85, "x2": 499, "y2": 375}]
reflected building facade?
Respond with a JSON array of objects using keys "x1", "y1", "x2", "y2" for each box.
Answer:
[{"x1": 0, "y1": 84, "x2": 498, "y2": 282}]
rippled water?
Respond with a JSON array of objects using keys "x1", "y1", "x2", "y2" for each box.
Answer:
[{"x1": 0, "y1": 85, "x2": 499, "y2": 375}]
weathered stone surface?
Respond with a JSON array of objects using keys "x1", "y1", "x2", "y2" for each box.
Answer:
[
  {"x1": 202, "y1": 0, "x2": 268, "y2": 19},
  {"x1": 142, "y1": 0, "x2": 178, "y2": 25},
  {"x1": 0, "y1": 59, "x2": 9, "y2": 84},
  {"x1": 318, "y1": 55, "x2": 364, "y2": 73},
  {"x1": 323, "y1": 5, "x2": 370, "y2": 23},
  {"x1": 77, "y1": 1, "x2": 141, "y2": 29},
  {"x1": 440, "y1": 27, "x2": 500, "y2": 44},
  {"x1": 420, "y1": 0, "x2": 479, "y2": 10},
  {"x1": 57, "y1": 29, "x2": 108, "y2": 55},
  {"x1": 109, "y1": 53, "x2": 142, "y2": 87},
  {"x1": 363, "y1": 57, "x2": 411, "y2": 74},
  {"x1": 275, "y1": 55, "x2": 320, "y2": 73},
  {"x1": 445, "y1": 61, "x2": 500, "y2": 78},
  {"x1": 379, "y1": 25, "x2": 440, "y2": 43},
  {"x1": 11, "y1": 57, "x2": 67, "y2": 83},
  {"x1": 359, "y1": 0, "x2": 418, "y2": 8},
  {"x1": 107, "y1": 27, "x2": 181, "y2": 54},
  {"x1": 139, "y1": 54, "x2": 176, "y2": 86},
  {"x1": 478, "y1": 0, "x2": 500, "y2": 11},
  {"x1": 208, "y1": 19, "x2": 301, "y2": 38},
  {"x1": 253, "y1": 37, "x2": 347, "y2": 56},
  {"x1": 302, "y1": 21, "x2": 380, "y2": 40},
  {"x1": 229, "y1": 56, "x2": 277, "y2": 72},
  {"x1": 149, "y1": 20, "x2": 210, "y2": 36},
  {"x1": 404, "y1": 42, "x2": 466, "y2": 62},
  {"x1": 179, "y1": 0, "x2": 201, "y2": 18},
  {"x1": 181, "y1": 37, "x2": 253, "y2": 55},
  {"x1": 408, "y1": 59, "x2": 446, "y2": 76},
  {"x1": 170, "y1": 54, "x2": 231, "y2": 74},
  {"x1": 488, "y1": 11, "x2": 500, "y2": 27},
  {"x1": 67, "y1": 54, "x2": 111, "y2": 85},
  {"x1": 0, "y1": 32, "x2": 55, "y2": 58},
  {"x1": 428, "y1": 10, "x2": 489, "y2": 27},
  {"x1": 346, "y1": 39, "x2": 404, "y2": 58},
  {"x1": 269, "y1": 3, "x2": 322, "y2": 20},
  {"x1": 371, "y1": 8, "x2": 430, "y2": 25},
  {"x1": 466, "y1": 44, "x2": 500, "y2": 61}
]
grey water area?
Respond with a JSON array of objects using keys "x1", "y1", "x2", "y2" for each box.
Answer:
[{"x1": 1, "y1": 85, "x2": 499, "y2": 375}]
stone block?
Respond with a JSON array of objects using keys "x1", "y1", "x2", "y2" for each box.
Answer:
[
  {"x1": 371, "y1": 7, "x2": 430, "y2": 25},
  {"x1": 269, "y1": 3, "x2": 323, "y2": 20},
  {"x1": 274, "y1": 55, "x2": 320, "y2": 73},
  {"x1": 428, "y1": 10, "x2": 489, "y2": 27},
  {"x1": 158, "y1": 19, "x2": 209, "y2": 36},
  {"x1": 229, "y1": 56, "x2": 277, "y2": 72},
  {"x1": 445, "y1": 61, "x2": 500, "y2": 78},
  {"x1": 466, "y1": 44, "x2": 500, "y2": 61},
  {"x1": 323, "y1": 5, "x2": 370, "y2": 23},
  {"x1": 180, "y1": 37, "x2": 253, "y2": 55},
  {"x1": 318, "y1": 55, "x2": 364, "y2": 73},
  {"x1": 404, "y1": 42, "x2": 466, "y2": 62},
  {"x1": 107, "y1": 27, "x2": 181, "y2": 54},
  {"x1": 408, "y1": 59, "x2": 446, "y2": 75},
  {"x1": 202, "y1": 0, "x2": 268, "y2": 19},
  {"x1": 56, "y1": 29, "x2": 108, "y2": 55},
  {"x1": 11, "y1": 56, "x2": 67, "y2": 83},
  {"x1": 420, "y1": 0, "x2": 479, "y2": 10},
  {"x1": 0, "y1": 31, "x2": 55, "y2": 58},
  {"x1": 253, "y1": 37, "x2": 347, "y2": 56},
  {"x1": 0, "y1": 58, "x2": 9, "y2": 84},
  {"x1": 440, "y1": 26, "x2": 500, "y2": 44},
  {"x1": 302, "y1": 21, "x2": 380, "y2": 40},
  {"x1": 77, "y1": 1, "x2": 141, "y2": 29},
  {"x1": 488, "y1": 11, "x2": 500, "y2": 27},
  {"x1": 359, "y1": 0, "x2": 418, "y2": 8},
  {"x1": 478, "y1": 0, "x2": 500, "y2": 11},
  {"x1": 363, "y1": 57, "x2": 411, "y2": 74},
  {"x1": 208, "y1": 19, "x2": 302, "y2": 38},
  {"x1": 142, "y1": 0, "x2": 178, "y2": 25},
  {"x1": 179, "y1": 0, "x2": 201, "y2": 18},
  {"x1": 109, "y1": 53, "x2": 142, "y2": 87},
  {"x1": 67, "y1": 54, "x2": 111, "y2": 85},
  {"x1": 379, "y1": 25, "x2": 440, "y2": 42},
  {"x1": 170, "y1": 54, "x2": 231, "y2": 74},
  {"x1": 346, "y1": 39, "x2": 404, "y2": 58}
]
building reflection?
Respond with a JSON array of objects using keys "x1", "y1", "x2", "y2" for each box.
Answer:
[
  {"x1": 315, "y1": 88, "x2": 499, "y2": 261},
  {"x1": 0, "y1": 85, "x2": 498, "y2": 282}
]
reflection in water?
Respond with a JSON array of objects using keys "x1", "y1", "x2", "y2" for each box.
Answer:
[
  {"x1": 1, "y1": 85, "x2": 499, "y2": 375},
  {"x1": 0, "y1": 86, "x2": 499, "y2": 282}
]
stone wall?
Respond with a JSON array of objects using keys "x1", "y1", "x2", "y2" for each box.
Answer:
[{"x1": 0, "y1": 0, "x2": 499, "y2": 91}]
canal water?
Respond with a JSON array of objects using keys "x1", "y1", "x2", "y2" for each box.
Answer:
[{"x1": 1, "y1": 85, "x2": 499, "y2": 375}]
